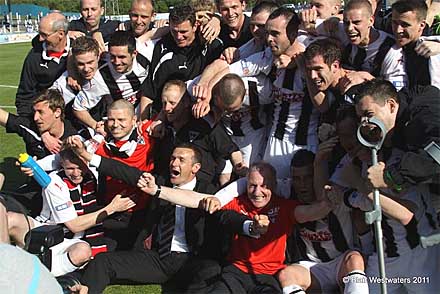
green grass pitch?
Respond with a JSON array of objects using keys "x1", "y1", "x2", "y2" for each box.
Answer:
[{"x1": 0, "y1": 42, "x2": 161, "y2": 294}]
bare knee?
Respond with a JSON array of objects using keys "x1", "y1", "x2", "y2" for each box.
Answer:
[
  {"x1": 7, "y1": 212, "x2": 26, "y2": 230},
  {"x1": 68, "y1": 242, "x2": 92, "y2": 266},
  {"x1": 339, "y1": 251, "x2": 365, "y2": 279},
  {"x1": 277, "y1": 264, "x2": 311, "y2": 289}
]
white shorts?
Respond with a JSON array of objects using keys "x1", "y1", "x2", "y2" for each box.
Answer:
[
  {"x1": 32, "y1": 219, "x2": 88, "y2": 276},
  {"x1": 366, "y1": 245, "x2": 440, "y2": 294},
  {"x1": 297, "y1": 252, "x2": 347, "y2": 294},
  {"x1": 263, "y1": 136, "x2": 317, "y2": 178}
]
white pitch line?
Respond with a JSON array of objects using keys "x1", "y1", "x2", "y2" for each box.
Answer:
[
  {"x1": 0, "y1": 85, "x2": 18, "y2": 89},
  {"x1": 0, "y1": 106, "x2": 16, "y2": 109}
]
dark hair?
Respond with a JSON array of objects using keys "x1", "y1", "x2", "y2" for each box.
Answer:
[
  {"x1": 108, "y1": 31, "x2": 136, "y2": 54},
  {"x1": 344, "y1": 0, "x2": 373, "y2": 16},
  {"x1": 304, "y1": 38, "x2": 342, "y2": 67},
  {"x1": 59, "y1": 148, "x2": 82, "y2": 165},
  {"x1": 249, "y1": 161, "x2": 277, "y2": 192},
  {"x1": 71, "y1": 36, "x2": 100, "y2": 57},
  {"x1": 252, "y1": 1, "x2": 280, "y2": 16},
  {"x1": 392, "y1": 0, "x2": 428, "y2": 22},
  {"x1": 33, "y1": 89, "x2": 65, "y2": 120},
  {"x1": 335, "y1": 104, "x2": 359, "y2": 124},
  {"x1": 267, "y1": 7, "x2": 300, "y2": 41},
  {"x1": 290, "y1": 149, "x2": 315, "y2": 168},
  {"x1": 169, "y1": 5, "x2": 196, "y2": 26},
  {"x1": 215, "y1": 0, "x2": 245, "y2": 6},
  {"x1": 174, "y1": 142, "x2": 203, "y2": 165},
  {"x1": 212, "y1": 73, "x2": 245, "y2": 106},
  {"x1": 354, "y1": 79, "x2": 399, "y2": 106}
]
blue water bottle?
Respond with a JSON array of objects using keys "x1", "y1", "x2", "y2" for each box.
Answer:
[{"x1": 18, "y1": 153, "x2": 51, "y2": 188}]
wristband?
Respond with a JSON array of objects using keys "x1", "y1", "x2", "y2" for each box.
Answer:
[
  {"x1": 384, "y1": 170, "x2": 402, "y2": 192},
  {"x1": 153, "y1": 184, "x2": 161, "y2": 197}
]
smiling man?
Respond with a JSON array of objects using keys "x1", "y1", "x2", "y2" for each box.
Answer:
[
  {"x1": 7, "y1": 147, "x2": 135, "y2": 277},
  {"x1": 68, "y1": 0, "x2": 119, "y2": 44},
  {"x1": 49, "y1": 36, "x2": 101, "y2": 128},
  {"x1": 72, "y1": 31, "x2": 152, "y2": 130},
  {"x1": 217, "y1": 0, "x2": 253, "y2": 48},
  {"x1": 140, "y1": 4, "x2": 223, "y2": 115},
  {"x1": 353, "y1": 79, "x2": 440, "y2": 197},
  {"x1": 154, "y1": 78, "x2": 245, "y2": 186},
  {"x1": 15, "y1": 12, "x2": 71, "y2": 119},
  {"x1": 66, "y1": 139, "x2": 220, "y2": 294},
  {"x1": 0, "y1": 89, "x2": 77, "y2": 159},
  {"x1": 383, "y1": 0, "x2": 440, "y2": 89},
  {"x1": 303, "y1": 38, "x2": 369, "y2": 121}
]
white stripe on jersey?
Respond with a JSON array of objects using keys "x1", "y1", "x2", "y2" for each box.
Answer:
[
  {"x1": 72, "y1": 56, "x2": 149, "y2": 111},
  {"x1": 221, "y1": 75, "x2": 272, "y2": 136},
  {"x1": 348, "y1": 149, "x2": 439, "y2": 257},
  {"x1": 382, "y1": 36, "x2": 440, "y2": 91},
  {"x1": 346, "y1": 30, "x2": 393, "y2": 73},
  {"x1": 270, "y1": 68, "x2": 319, "y2": 144},
  {"x1": 298, "y1": 203, "x2": 353, "y2": 263}
]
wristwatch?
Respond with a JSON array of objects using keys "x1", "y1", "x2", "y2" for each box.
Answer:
[{"x1": 154, "y1": 184, "x2": 161, "y2": 197}]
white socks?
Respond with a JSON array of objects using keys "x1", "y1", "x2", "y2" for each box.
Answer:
[
  {"x1": 282, "y1": 284, "x2": 306, "y2": 294},
  {"x1": 343, "y1": 270, "x2": 369, "y2": 294},
  {"x1": 51, "y1": 252, "x2": 79, "y2": 277}
]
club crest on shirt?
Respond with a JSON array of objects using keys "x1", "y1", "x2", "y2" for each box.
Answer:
[{"x1": 267, "y1": 206, "x2": 280, "y2": 223}]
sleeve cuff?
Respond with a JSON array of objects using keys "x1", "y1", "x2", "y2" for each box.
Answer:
[{"x1": 90, "y1": 154, "x2": 102, "y2": 167}]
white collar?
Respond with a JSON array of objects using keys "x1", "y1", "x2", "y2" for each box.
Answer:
[
  {"x1": 174, "y1": 177, "x2": 197, "y2": 191},
  {"x1": 42, "y1": 37, "x2": 71, "y2": 63}
]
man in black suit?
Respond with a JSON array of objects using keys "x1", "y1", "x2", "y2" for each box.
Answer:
[{"x1": 67, "y1": 137, "x2": 228, "y2": 293}]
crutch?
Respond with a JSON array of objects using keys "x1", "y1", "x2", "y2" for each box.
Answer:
[
  {"x1": 420, "y1": 141, "x2": 440, "y2": 248},
  {"x1": 357, "y1": 117, "x2": 388, "y2": 294}
]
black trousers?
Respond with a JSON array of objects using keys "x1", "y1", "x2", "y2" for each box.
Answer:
[
  {"x1": 81, "y1": 250, "x2": 190, "y2": 294},
  {"x1": 209, "y1": 264, "x2": 282, "y2": 294}
]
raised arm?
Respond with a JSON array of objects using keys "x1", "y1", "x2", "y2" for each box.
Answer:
[{"x1": 64, "y1": 194, "x2": 135, "y2": 233}]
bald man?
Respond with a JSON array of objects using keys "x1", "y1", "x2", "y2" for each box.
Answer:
[{"x1": 16, "y1": 12, "x2": 71, "y2": 118}]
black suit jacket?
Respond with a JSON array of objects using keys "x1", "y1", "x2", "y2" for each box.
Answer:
[{"x1": 95, "y1": 156, "x2": 248, "y2": 259}]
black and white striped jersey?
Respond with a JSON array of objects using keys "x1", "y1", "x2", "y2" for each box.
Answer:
[
  {"x1": 72, "y1": 40, "x2": 155, "y2": 113},
  {"x1": 297, "y1": 203, "x2": 354, "y2": 263},
  {"x1": 229, "y1": 47, "x2": 319, "y2": 146},
  {"x1": 381, "y1": 36, "x2": 440, "y2": 90},
  {"x1": 342, "y1": 30, "x2": 395, "y2": 76},
  {"x1": 347, "y1": 149, "x2": 439, "y2": 258}
]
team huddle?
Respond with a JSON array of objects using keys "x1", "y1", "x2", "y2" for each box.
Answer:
[{"x1": 1, "y1": 0, "x2": 440, "y2": 293}]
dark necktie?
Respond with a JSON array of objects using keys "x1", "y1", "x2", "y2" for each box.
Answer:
[{"x1": 157, "y1": 204, "x2": 176, "y2": 259}]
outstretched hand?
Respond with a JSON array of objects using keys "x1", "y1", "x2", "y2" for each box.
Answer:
[
  {"x1": 199, "y1": 197, "x2": 221, "y2": 214},
  {"x1": 137, "y1": 172, "x2": 158, "y2": 195}
]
